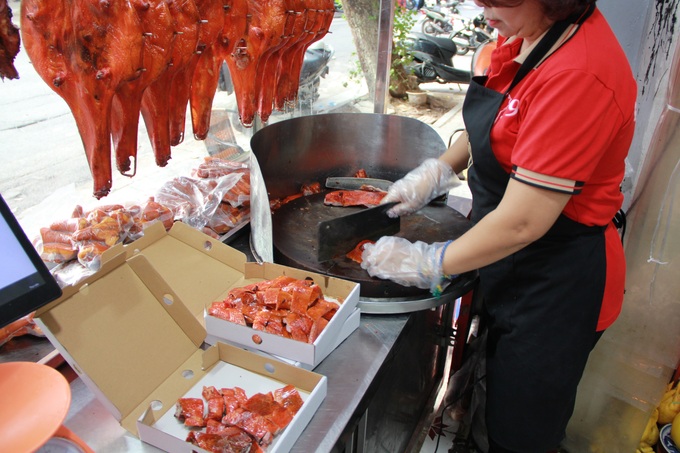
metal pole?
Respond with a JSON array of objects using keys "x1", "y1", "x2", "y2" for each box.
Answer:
[{"x1": 374, "y1": 0, "x2": 395, "y2": 113}]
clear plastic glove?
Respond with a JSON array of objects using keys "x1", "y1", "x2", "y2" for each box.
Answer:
[
  {"x1": 361, "y1": 236, "x2": 456, "y2": 296},
  {"x1": 382, "y1": 158, "x2": 461, "y2": 218}
]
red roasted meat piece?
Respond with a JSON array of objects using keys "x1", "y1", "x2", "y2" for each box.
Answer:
[
  {"x1": 324, "y1": 190, "x2": 386, "y2": 207},
  {"x1": 273, "y1": 384, "x2": 304, "y2": 415},
  {"x1": 175, "y1": 397, "x2": 205, "y2": 427}
]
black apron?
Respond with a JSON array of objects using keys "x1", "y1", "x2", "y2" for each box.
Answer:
[{"x1": 461, "y1": 6, "x2": 607, "y2": 452}]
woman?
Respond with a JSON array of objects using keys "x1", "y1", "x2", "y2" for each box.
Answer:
[{"x1": 361, "y1": 0, "x2": 637, "y2": 451}]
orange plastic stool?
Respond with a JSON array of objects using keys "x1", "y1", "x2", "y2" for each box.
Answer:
[{"x1": 0, "y1": 361, "x2": 94, "y2": 452}]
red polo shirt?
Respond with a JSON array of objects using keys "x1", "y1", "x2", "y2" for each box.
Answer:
[{"x1": 483, "y1": 9, "x2": 637, "y2": 330}]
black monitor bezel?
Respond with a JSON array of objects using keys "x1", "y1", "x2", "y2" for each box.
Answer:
[{"x1": 0, "y1": 194, "x2": 62, "y2": 328}]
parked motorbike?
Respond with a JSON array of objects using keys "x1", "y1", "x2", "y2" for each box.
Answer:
[
  {"x1": 449, "y1": 14, "x2": 495, "y2": 55},
  {"x1": 218, "y1": 41, "x2": 334, "y2": 105},
  {"x1": 405, "y1": 0, "x2": 425, "y2": 11},
  {"x1": 405, "y1": 32, "x2": 496, "y2": 85},
  {"x1": 420, "y1": 4, "x2": 495, "y2": 56},
  {"x1": 297, "y1": 41, "x2": 334, "y2": 103},
  {"x1": 420, "y1": 1, "x2": 463, "y2": 35}
]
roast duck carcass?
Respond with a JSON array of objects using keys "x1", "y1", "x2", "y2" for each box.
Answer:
[
  {"x1": 15, "y1": 0, "x2": 333, "y2": 199},
  {"x1": 0, "y1": 0, "x2": 19, "y2": 79}
]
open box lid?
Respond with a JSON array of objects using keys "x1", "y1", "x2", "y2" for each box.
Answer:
[
  {"x1": 104, "y1": 221, "x2": 248, "y2": 327},
  {"x1": 35, "y1": 252, "x2": 208, "y2": 434}
]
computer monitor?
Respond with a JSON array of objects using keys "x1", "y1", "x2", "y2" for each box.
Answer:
[{"x1": 0, "y1": 194, "x2": 62, "y2": 329}]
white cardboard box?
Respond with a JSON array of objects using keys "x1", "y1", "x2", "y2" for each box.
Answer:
[
  {"x1": 35, "y1": 252, "x2": 326, "y2": 452},
  {"x1": 110, "y1": 222, "x2": 361, "y2": 369},
  {"x1": 137, "y1": 342, "x2": 327, "y2": 453},
  {"x1": 203, "y1": 260, "x2": 360, "y2": 369},
  {"x1": 206, "y1": 307, "x2": 362, "y2": 371}
]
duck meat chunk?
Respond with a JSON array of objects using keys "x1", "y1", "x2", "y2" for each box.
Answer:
[{"x1": 323, "y1": 190, "x2": 386, "y2": 207}]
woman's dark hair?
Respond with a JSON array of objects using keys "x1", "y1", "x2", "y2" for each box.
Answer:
[{"x1": 475, "y1": 0, "x2": 596, "y2": 21}]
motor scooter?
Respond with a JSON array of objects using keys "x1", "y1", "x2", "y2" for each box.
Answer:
[
  {"x1": 405, "y1": 32, "x2": 496, "y2": 85},
  {"x1": 422, "y1": 9, "x2": 494, "y2": 55},
  {"x1": 420, "y1": 1, "x2": 462, "y2": 35},
  {"x1": 449, "y1": 14, "x2": 495, "y2": 55},
  {"x1": 296, "y1": 41, "x2": 335, "y2": 103}
]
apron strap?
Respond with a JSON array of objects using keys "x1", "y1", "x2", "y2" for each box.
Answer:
[{"x1": 506, "y1": 3, "x2": 596, "y2": 94}]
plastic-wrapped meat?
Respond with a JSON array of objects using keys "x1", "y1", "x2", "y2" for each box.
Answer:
[
  {"x1": 111, "y1": 0, "x2": 175, "y2": 175},
  {"x1": 0, "y1": 0, "x2": 20, "y2": 80},
  {"x1": 323, "y1": 190, "x2": 386, "y2": 207},
  {"x1": 193, "y1": 157, "x2": 248, "y2": 179},
  {"x1": 140, "y1": 0, "x2": 200, "y2": 167}
]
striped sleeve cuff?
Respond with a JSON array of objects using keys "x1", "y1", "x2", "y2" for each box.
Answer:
[{"x1": 511, "y1": 166, "x2": 583, "y2": 194}]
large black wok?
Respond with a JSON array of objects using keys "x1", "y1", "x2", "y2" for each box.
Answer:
[{"x1": 250, "y1": 113, "x2": 475, "y2": 306}]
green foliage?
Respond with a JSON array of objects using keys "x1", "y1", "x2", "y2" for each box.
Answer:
[
  {"x1": 390, "y1": 3, "x2": 419, "y2": 94},
  {"x1": 344, "y1": 1, "x2": 419, "y2": 95}
]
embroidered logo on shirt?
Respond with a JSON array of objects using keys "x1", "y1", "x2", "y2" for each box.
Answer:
[{"x1": 494, "y1": 94, "x2": 520, "y2": 124}]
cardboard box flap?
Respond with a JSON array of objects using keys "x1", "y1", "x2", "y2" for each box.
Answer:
[
  {"x1": 121, "y1": 221, "x2": 248, "y2": 325},
  {"x1": 36, "y1": 254, "x2": 205, "y2": 427},
  {"x1": 36, "y1": 248, "x2": 129, "y2": 317}
]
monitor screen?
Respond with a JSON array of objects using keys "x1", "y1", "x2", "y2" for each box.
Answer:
[{"x1": 0, "y1": 194, "x2": 62, "y2": 328}]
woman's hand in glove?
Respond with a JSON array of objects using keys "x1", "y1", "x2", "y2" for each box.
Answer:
[
  {"x1": 382, "y1": 158, "x2": 460, "y2": 218},
  {"x1": 361, "y1": 236, "x2": 456, "y2": 296}
]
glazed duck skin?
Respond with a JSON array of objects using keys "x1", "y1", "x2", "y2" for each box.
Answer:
[
  {"x1": 21, "y1": 0, "x2": 144, "y2": 199},
  {"x1": 0, "y1": 0, "x2": 20, "y2": 79}
]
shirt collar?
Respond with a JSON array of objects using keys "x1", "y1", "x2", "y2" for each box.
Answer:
[{"x1": 507, "y1": 23, "x2": 581, "y2": 67}]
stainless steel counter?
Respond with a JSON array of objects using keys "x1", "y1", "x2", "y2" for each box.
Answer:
[{"x1": 62, "y1": 313, "x2": 412, "y2": 452}]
